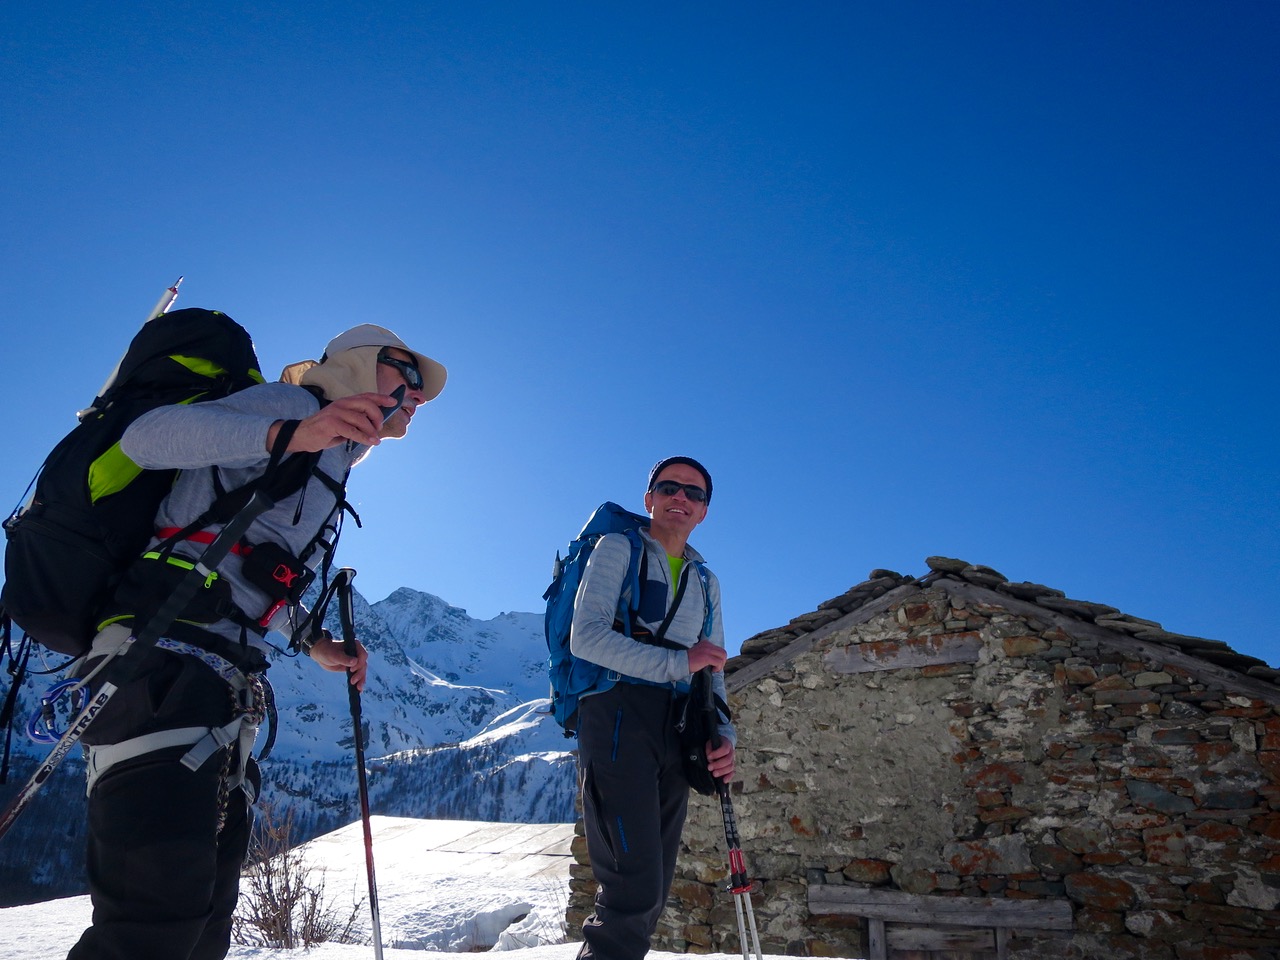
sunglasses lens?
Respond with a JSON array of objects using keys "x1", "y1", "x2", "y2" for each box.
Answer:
[
  {"x1": 653, "y1": 481, "x2": 706, "y2": 502},
  {"x1": 380, "y1": 355, "x2": 424, "y2": 391}
]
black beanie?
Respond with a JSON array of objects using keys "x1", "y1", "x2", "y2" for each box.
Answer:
[{"x1": 647, "y1": 456, "x2": 713, "y2": 503}]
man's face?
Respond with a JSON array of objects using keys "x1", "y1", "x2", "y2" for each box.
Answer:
[
  {"x1": 644, "y1": 463, "x2": 709, "y2": 539},
  {"x1": 375, "y1": 347, "x2": 428, "y2": 439}
]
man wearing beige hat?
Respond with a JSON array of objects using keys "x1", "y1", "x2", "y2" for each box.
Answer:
[{"x1": 66, "y1": 323, "x2": 446, "y2": 960}]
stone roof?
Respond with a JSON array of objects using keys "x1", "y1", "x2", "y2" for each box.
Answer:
[{"x1": 726, "y1": 555, "x2": 1279, "y2": 690}]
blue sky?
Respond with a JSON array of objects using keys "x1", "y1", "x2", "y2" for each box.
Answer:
[{"x1": 3, "y1": 2, "x2": 1277, "y2": 665}]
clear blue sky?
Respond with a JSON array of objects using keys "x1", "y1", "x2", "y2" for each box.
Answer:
[{"x1": 3, "y1": 3, "x2": 1276, "y2": 665}]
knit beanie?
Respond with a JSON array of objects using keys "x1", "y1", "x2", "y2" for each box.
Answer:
[{"x1": 647, "y1": 456, "x2": 713, "y2": 503}]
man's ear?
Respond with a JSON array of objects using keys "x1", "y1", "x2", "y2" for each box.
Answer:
[{"x1": 643, "y1": 491, "x2": 654, "y2": 515}]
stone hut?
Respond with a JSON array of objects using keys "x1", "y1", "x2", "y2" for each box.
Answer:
[{"x1": 566, "y1": 557, "x2": 1280, "y2": 960}]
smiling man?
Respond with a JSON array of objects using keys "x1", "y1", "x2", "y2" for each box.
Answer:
[
  {"x1": 569, "y1": 455, "x2": 736, "y2": 960},
  {"x1": 66, "y1": 323, "x2": 446, "y2": 960}
]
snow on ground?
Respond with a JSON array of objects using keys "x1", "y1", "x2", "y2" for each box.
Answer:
[
  {"x1": 0, "y1": 816, "x2": 831, "y2": 960},
  {"x1": 302, "y1": 817, "x2": 571, "y2": 951}
]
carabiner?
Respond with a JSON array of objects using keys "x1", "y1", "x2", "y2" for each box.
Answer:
[{"x1": 26, "y1": 677, "x2": 85, "y2": 744}]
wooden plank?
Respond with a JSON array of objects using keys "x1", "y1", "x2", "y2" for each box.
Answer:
[
  {"x1": 728, "y1": 583, "x2": 921, "y2": 692},
  {"x1": 437, "y1": 822, "x2": 524, "y2": 852},
  {"x1": 530, "y1": 856, "x2": 575, "y2": 880},
  {"x1": 996, "y1": 925, "x2": 1009, "y2": 960},
  {"x1": 497, "y1": 822, "x2": 572, "y2": 854},
  {"x1": 823, "y1": 632, "x2": 982, "y2": 675},
  {"x1": 386, "y1": 817, "x2": 481, "y2": 850},
  {"x1": 464, "y1": 849, "x2": 570, "y2": 878},
  {"x1": 867, "y1": 917, "x2": 887, "y2": 960},
  {"x1": 808, "y1": 885, "x2": 1073, "y2": 930},
  {"x1": 532, "y1": 829, "x2": 575, "y2": 856},
  {"x1": 887, "y1": 924, "x2": 994, "y2": 951},
  {"x1": 941, "y1": 580, "x2": 1280, "y2": 705}
]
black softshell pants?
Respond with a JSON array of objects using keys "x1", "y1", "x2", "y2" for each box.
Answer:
[
  {"x1": 576, "y1": 682, "x2": 689, "y2": 960},
  {"x1": 67, "y1": 641, "x2": 256, "y2": 960},
  {"x1": 67, "y1": 751, "x2": 253, "y2": 960}
]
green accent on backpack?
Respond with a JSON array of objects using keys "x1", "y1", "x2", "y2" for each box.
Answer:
[
  {"x1": 1, "y1": 308, "x2": 266, "y2": 656},
  {"x1": 87, "y1": 440, "x2": 145, "y2": 504}
]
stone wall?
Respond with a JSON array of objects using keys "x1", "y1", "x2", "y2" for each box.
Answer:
[{"x1": 568, "y1": 575, "x2": 1280, "y2": 959}]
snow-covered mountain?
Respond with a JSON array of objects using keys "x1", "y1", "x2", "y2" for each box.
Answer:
[
  {"x1": 366, "y1": 701, "x2": 580, "y2": 824},
  {"x1": 0, "y1": 586, "x2": 577, "y2": 907},
  {"x1": 265, "y1": 585, "x2": 554, "y2": 762}
]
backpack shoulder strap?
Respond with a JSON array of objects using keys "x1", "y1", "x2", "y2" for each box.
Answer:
[
  {"x1": 652, "y1": 561, "x2": 696, "y2": 647},
  {"x1": 609, "y1": 529, "x2": 645, "y2": 642},
  {"x1": 691, "y1": 560, "x2": 714, "y2": 638},
  {"x1": 151, "y1": 420, "x2": 300, "y2": 552},
  {"x1": 310, "y1": 466, "x2": 361, "y2": 529},
  {"x1": 624, "y1": 529, "x2": 644, "y2": 608},
  {"x1": 612, "y1": 529, "x2": 646, "y2": 639}
]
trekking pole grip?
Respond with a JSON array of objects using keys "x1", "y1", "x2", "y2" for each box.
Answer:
[
  {"x1": 699, "y1": 666, "x2": 728, "y2": 793},
  {"x1": 701, "y1": 667, "x2": 721, "y2": 749},
  {"x1": 335, "y1": 567, "x2": 358, "y2": 661}
]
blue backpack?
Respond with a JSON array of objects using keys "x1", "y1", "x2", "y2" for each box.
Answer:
[{"x1": 542, "y1": 502, "x2": 712, "y2": 737}]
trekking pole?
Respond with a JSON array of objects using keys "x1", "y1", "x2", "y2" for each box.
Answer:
[
  {"x1": 700, "y1": 669, "x2": 763, "y2": 960},
  {"x1": 716, "y1": 779, "x2": 763, "y2": 960},
  {"x1": 335, "y1": 567, "x2": 385, "y2": 960},
  {"x1": 0, "y1": 488, "x2": 274, "y2": 841}
]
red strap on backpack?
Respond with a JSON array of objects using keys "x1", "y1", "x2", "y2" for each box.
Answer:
[{"x1": 154, "y1": 527, "x2": 253, "y2": 556}]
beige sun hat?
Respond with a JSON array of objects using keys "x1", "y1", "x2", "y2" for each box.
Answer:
[{"x1": 280, "y1": 324, "x2": 447, "y2": 402}]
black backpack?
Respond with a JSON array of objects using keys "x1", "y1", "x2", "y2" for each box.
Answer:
[{"x1": 1, "y1": 308, "x2": 266, "y2": 657}]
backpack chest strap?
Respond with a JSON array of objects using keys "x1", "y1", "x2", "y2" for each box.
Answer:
[{"x1": 155, "y1": 527, "x2": 253, "y2": 556}]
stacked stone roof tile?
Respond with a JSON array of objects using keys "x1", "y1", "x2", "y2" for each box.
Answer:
[{"x1": 726, "y1": 555, "x2": 1279, "y2": 684}]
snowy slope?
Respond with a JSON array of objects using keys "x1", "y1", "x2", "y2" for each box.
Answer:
[{"x1": 0, "y1": 816, "x2": 814, "y2": 958}]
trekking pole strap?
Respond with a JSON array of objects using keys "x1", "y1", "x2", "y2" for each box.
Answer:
[
  {"x1": 0, "y1": 624, "x2": 28, "y2": 784},
  {"x1": 293, "y1": 570, "x2": 344, "y2": 652}
]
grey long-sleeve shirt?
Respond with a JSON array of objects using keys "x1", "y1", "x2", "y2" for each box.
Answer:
[
  {"x1": 120, "y1": 381, "x2": 365, "y2": 650},
  {"x1": 570, "y1": 526, "x2": 735, "y2": 744}
]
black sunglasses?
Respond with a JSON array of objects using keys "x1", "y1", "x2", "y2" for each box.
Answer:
[
  {"x1": 377, "y1": 350, "x2": 424, "y2": 392},
  {"x1": 649, "y1": 480, "x2": 708, "y2": 503}
]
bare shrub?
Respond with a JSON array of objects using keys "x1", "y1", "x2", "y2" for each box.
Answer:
[{"x1": 232, "y1": 803, "x2": 366, "y2": 949}]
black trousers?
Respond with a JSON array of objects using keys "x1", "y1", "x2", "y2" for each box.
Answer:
[
  {"x1": 66, "y1": 753, "x2": 252, "y2": 960},
  {"x1": 576, "y1": 682, "x2": 689, "y2": 960},
  {"x1": 67, "y1": 641, "x2": 254, "y2": 960}
]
